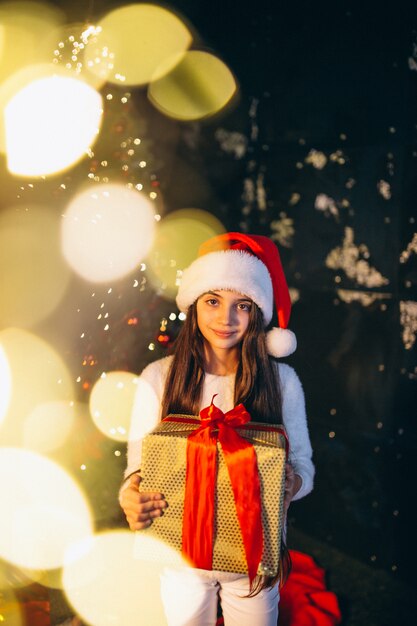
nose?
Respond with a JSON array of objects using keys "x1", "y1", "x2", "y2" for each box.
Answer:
[{"x1": 217, "y1": 304, "x2": 235, "y2": 325}]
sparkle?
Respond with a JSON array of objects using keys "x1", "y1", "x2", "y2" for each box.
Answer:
[
  {"x1": 326, "y1": 227, "x2": 389, "y2": 288},
  {"x1": 400, "y1": 301, "x2": 417, "y2": 349}
]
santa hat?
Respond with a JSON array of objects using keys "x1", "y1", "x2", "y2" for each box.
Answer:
[{"x1": 176, "y1": 232, "x2": 297, "y2": 357}]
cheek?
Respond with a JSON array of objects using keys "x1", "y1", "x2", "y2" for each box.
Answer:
[
  {"x1": 239, "y1": 312, "x2": 251, "y2": 331},
  {"x1": 196, "y1": 305, "x2": 210, "y2": 328}
]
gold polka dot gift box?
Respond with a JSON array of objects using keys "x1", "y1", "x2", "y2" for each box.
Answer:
[{"x1": 137, "y1": 400, "x2": 288, "y2": 581}]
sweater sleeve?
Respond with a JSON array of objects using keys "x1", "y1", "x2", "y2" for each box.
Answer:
[
  {"x1": 123, "y1": 357, "x2": 171, "y2": 481},
  {"x1": 279, "y1": 363, "x2": 315, "y2": 501}
]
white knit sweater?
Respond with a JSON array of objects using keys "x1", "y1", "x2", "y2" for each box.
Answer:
[{"x1": 124, "y1": 355, "x2": 314, "y2": 501}]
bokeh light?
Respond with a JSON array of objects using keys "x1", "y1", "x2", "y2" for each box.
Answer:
[
  {"x1": 63, "y1": 530, "x2": 190, "y2": 626},
  {"x1": 0, "y1": 1, "x2": 64, "y2": 84},
  {"x1": 47, "y1": 23, "x2": 114, "y2": 90},
  {"x1": 148, "y1": 50, "x2": 237, "y2": 120},
  {"x1": 0, "y1": 344, "x2": 12, "y2": 427},
  {"x1": 0, "y1": 557, "x2": 43, "y2": 590},
  {"x1": 23, "y1": 400, "x2": 76, "y2": 454},
  {"x1": 146, "y1": 209, "x2": 225, "y2": 299},
  {"x1": 0, "y1": 328, "x2": 73, "y2": 446},
  {"x1": 0, "y1": 448, "x2": 93, "y2": 570},
  {"x1": 0, "y1": 205, "x2": 71, "y2": 328},
  {"x1": 89, "y1": 371, "x2": 139, "y2": 442},
  {"x1": 61, "y1": 184, "x2": 156, "y2": 283},
  {"x1": 0, "y1": 63, "x2": 57, "y2": 153},
  {"x1": 84, "y1": 3, "x2": 192, "y2": 86},
  {"x1": 5, "y1": 73, "x2": 103, "y2": 176},
  {"x1": 0, "y1": 584, "x2": 23, "y2": 625},
  {"x1": 126, "y1": 376, "x2": 161, "y2": 447}
]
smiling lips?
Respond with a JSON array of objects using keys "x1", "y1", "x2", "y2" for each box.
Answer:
[{"x1": 212, "y1": 329, "x2": 237, "y2": 337}]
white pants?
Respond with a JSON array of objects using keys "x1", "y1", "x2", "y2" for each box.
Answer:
[{"x1": 160, "y1": 567, "x2": 279, "y2": 626}]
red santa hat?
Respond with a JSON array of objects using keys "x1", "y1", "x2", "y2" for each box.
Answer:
[{"x1": 176, "y1": 232, "x2": 297, "y2": 357}]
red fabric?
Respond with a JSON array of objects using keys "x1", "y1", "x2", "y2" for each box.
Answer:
[
  {"x1": 177, "y1": 398, "x2": 264, "y2": 583},
  {"x1": 198, "y1": 232, "x2": 292, "y2": 330},
  {"x1": 278, "y1": 551, "x2": 342, "y2": 626},
  {"x1": 22, "y1": 601, "x2": 50, "y2": 626}
]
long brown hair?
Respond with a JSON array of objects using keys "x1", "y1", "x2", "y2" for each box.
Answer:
[
  {"x1": 161, "y1": 298, "x2": 291, "y2": 592},
  {"x1": 161, "y1": 300, "x2": 283, "y2": 423}
]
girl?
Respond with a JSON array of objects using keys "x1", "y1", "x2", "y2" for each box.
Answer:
[{"x1": 120, "y1": 232, "x2": 314, "y2": 626}]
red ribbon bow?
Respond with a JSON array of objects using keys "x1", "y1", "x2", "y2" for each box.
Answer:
[{"x1": 180, "y1": 396, "x2": 263, "y2": 582}]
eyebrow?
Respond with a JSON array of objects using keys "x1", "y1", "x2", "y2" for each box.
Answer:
[{"x1": 205, "y1": 291, "x2": 252, "y2": 303}]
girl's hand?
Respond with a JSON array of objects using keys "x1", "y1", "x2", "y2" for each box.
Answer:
[
  {"x1": 119, "y1": 473, "x2": 168, "y2": 531},
  {"x1": 283, "y1": 463, "x2": 302, "y2": 516}
]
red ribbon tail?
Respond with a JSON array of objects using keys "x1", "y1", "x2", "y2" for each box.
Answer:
[
  {"x1": 182, "y1": 428, "x2": 217, "y2": 569},
  {"x1": 220, "y1": 425, "x2": 263, "y2": 583}
]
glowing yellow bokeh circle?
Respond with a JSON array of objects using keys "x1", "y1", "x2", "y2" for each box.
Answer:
[
  {"x1": 146, "y1": 209, "x2": 225, "y2": 299},
  {"x1": 89, "y1": 371, "x2": 139, "y2": 442},
  {"x1": 0, "y1": 328, "x2": 73, "y2": 446},
  {"x1": 23, "y1": 401, "x2": 76, "y2": 454},
  {"x1": 0, "y1": 205, "x2": 71, "y2": 328},
  {"x1": 5, "y1": 74, "x2": 103, "y2": 176},
  {"x1": 0, "y1": 1, "x2": 64, "y2": 84},
  {"x1": 84, "y1": 3, "x2": 192, "y2": 86},
  {"x1": 148, "y1": 50, "x2": 237, "y2": 120},
  {"x1": 63, "y1": 530, "x2": 190, "y2": 626},
  {"x1": 0, "y1": 448, "x2": 93, "y2": 571},
  {"x1": 61, "y1": 184, "x2": 156, "y2": 283},
  {"x1": 0, "y1": 63, "x2": 66, "y2": 154},
  {"x1": 0, "y1": 344, "x2": 12, "y2": 427}
]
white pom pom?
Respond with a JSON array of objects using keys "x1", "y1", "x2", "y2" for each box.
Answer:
[{"x1": 266, "y1": 327, "x2": 297, "y2": 358}]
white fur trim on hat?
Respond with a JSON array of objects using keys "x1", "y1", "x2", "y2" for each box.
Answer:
[
  {"x1": 266, "y1": 327, "x2": 297, "y2": 358},
  {"x1": 176, "y1": 249, "x2": 274, "y2": 324}
]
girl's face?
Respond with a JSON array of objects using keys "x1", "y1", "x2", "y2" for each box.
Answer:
[{"x1": 196, "y1": 290, "x2": 252, "y2": 352}]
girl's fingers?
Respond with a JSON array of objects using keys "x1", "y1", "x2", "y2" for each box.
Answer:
[
  {"x1": 129, "y1": 473, "x2": 141, "y2": 487},
  {"x1": 128, "y1": 520, "x2": 152, "y2": 530},
  {"x1": 138, "y1": 497, "x2": 167, "y2": 512},
  {"x1": 138, "y1": 491, "x2": 165, "y2": 504},
  {"x1": 127, "y1": 501, "x2": 167, "y2": 529}
]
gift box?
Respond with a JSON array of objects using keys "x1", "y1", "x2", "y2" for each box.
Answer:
[{"x1": 138, "y1": 402, "x2": 287, "y2": 579}]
